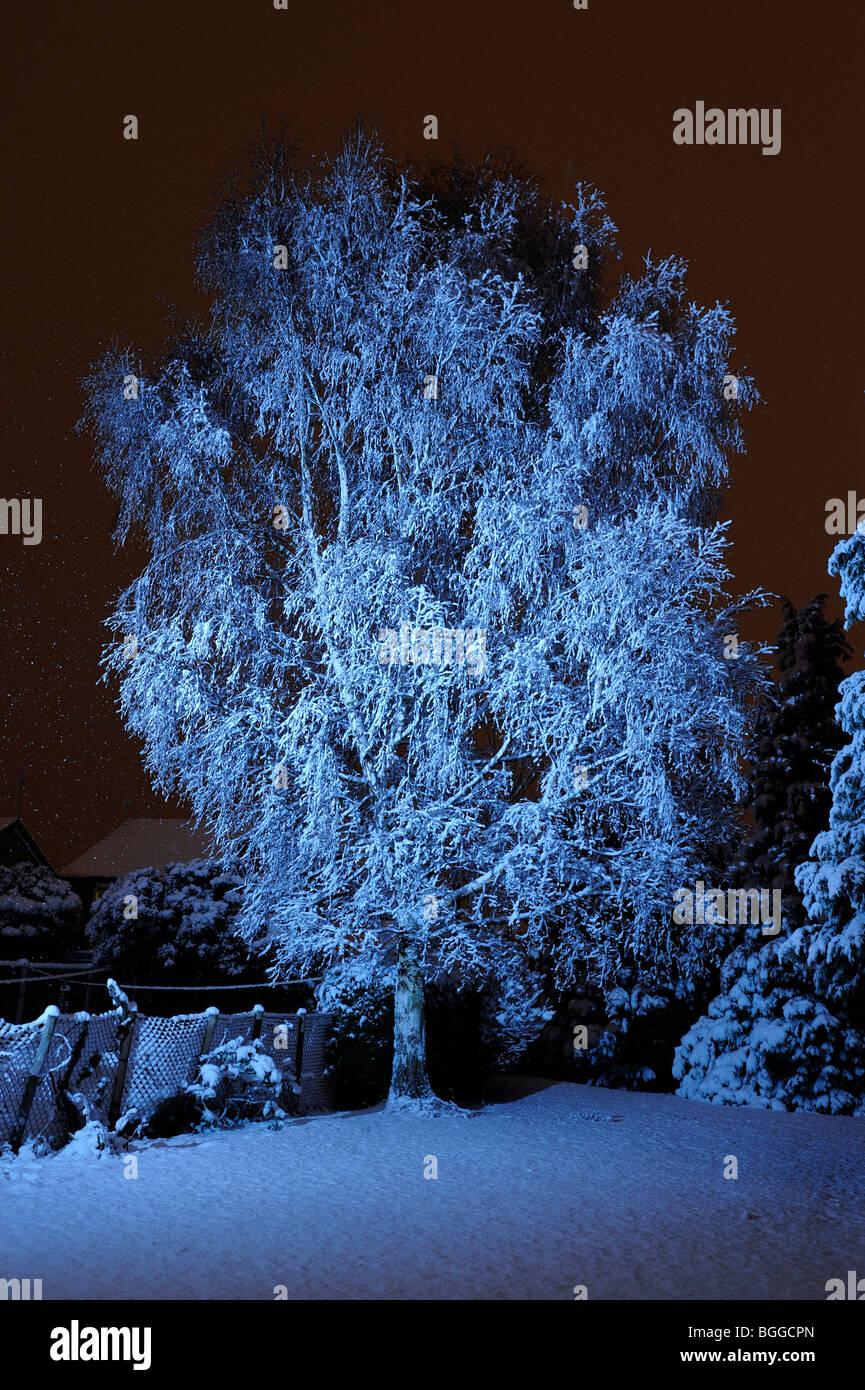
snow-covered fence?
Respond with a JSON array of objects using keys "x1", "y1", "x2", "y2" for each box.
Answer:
[{"x1": 0, "y1": 1004, "x2": 334, "y2": 1150}]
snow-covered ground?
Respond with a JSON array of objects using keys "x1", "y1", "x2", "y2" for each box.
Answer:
[{"x1": 2, "y1": 1078, "x2": 863, "y2": 1300}]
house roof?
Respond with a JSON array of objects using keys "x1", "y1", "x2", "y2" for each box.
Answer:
[
  {"x1": 62, "y1": 819, "x2": 213, "y2": 878},
  {"x1": 0, "y1": 817, "x2": 53, "y2": 871}
]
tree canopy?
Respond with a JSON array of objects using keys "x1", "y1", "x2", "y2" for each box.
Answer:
[{"x1": 82, "y1": 126, "x2": 765, "y2": 1099}]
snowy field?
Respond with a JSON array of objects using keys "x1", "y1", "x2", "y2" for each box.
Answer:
[{"x1": 2, "y1": 1078, "x2": 864, "y2": 1301}]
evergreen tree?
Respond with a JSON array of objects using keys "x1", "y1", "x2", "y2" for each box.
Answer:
[
  {"x1": 795, "y1": 537, "x2": 865, "y2": 1040},
  {"x1": 82, "y1": 127, "x2": 764, "y2": 1106},
  {"x1": 734, "y1": 594, "x2": 848, "y2": 932},
  {"x1": 675, "y1": 548, "x2": 865, "y2": 1114}
]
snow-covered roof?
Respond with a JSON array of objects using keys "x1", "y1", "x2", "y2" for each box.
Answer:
[
  {"x1": 0, "y1": 816, "x2": 53, "y2": 871},
  {"x1": 62, "y1": 819, "x2": 213, "y2": 878}
]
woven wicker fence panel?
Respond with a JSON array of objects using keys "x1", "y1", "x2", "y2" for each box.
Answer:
[
  {"x1": 257, "y1": 1012, "x2": 301, "y2": 1077},
  {"x1": 209, "y1": 1012, "x2": 255, "y2": 1050},
  {"x1": 0, "y1": 1019, "x2": 40, "y2": 1146},
  {"x1": 297, "y1": 1013, "x2": 335, "y2": 1113},
  {"x1": 1, "y1": 1008, "x2": 335, "y2": 1143},
  {"x1": 122, "y1": 1014, "x2": 209, "y2": 1119},
  {"x1": 65, "y1": 1013, "x2": 126, "y2": 1123},
  {"x1": 206, "y1": 1012, "x2": 300, "y2": 1073},
  {"x1": 22, "y1": 1015, "x2": 90, "y2": 1145}
]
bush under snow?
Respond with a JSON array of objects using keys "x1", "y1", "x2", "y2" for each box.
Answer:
[{"x1": 674, "y1": 928, "x2": 865, "y2": 1115}]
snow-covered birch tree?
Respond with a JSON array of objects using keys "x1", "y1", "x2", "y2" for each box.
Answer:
[{"x1": 82, "y1": 127, "x2": 764, "y2": 1106}]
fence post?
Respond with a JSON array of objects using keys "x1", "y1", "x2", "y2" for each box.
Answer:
[
  {"x1": 10, "y1": 1005, "x2": 58, "y2": 1153},
  {"x1": 108, "y1": 1001, "x2": 138, "y2": 1129},
  {"x1": 250, "y1": 1003, "x2": 264, "y2": 1041},
  {"x1": 51, "y1": 1015, "x2": 91, "y2": 1137},
  {"x1": 15, "y1": 959, "x2": 28, "y2": 1024},
  {"x1": 296, "y1": 1009, "x2": 307, "y2": 1081},
  {"x1": 200, "y1": 1006, "x2": 219, "y2": 1058}
]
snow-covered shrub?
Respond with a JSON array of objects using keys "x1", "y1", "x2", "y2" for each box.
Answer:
[
  {"x1": 526, "y1": 991, "x2": 603, "y2": 1072},
  {"x1": 185, "y1": 1034, "x2": 296, "y2": 1127},
  {"x1": 795, "y1": 776, "x2": 865, "y2": 1034},
  {"x1": 476, "y1": 968, "x2": 554, "y2": 1074},
  {"x1": 674, "y1": 934, "x2": 865, "y2": 1114},
  {"x1": 0, "y1": 1133, "x2": 53, "y2": 1164},
  {"x1": 0, "y1": 862, "x2": 84, "y2": 958},
  {"x1": 319, "y1": 971, "x2": 394, "y2": 1110},
  {"x1": 87, "y1": 860, "x2": 267, "y2": 986},
  {"x1": 524, "y1": 969, "x2": 709, "y2": 1093},
  {"x1": 673, "y1": 887, "x2": 865, "y2": 1117},
  {"x1": 53, "y1": 1118, "x2": 112, "y2": 1160},
  {"x1": 572, "y1": 974, "x2": 708, "y2": 1092}
]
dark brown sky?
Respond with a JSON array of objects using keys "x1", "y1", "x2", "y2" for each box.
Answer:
[{"x1": 1, "y1": 0, "x2": 863, "y2": 867}]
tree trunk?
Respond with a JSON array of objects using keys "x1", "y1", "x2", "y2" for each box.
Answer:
[{"x1": 388, "y1": 935, "x2": 434, "y2": 1105}]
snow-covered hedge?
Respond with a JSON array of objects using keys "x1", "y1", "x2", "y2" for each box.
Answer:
[
  {"x1": 0, "y1": 862, "x2": 84, "y2": 957},
  {"x1": 87, "y1": 860, "x2": 267, "y2": 985}
]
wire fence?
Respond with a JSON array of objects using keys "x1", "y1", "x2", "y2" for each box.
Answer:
[
  {"x1": 0, "y1": 1000, "x2": 335, "y2": 1152},
  {"x1": 0, "y1": 959, "x2": 321, "y2": 1024}
]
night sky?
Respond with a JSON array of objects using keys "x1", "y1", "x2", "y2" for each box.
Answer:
[{"x1": 2, "y1": 0, "x2": 863, "y2": 868}]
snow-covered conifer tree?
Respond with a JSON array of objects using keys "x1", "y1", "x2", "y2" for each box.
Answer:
[
  {"x1": 793, "y1": 535, "x2": 865, "y2": 1054},
  {"x1": 82, "y1": 127, "x2": 764, "y2": 1105},
  {"x1": 733, "y1": 595, "x2": 848, "y2": 932},
  {"x1": 675, "y1": 548, "x2": 865, "y2": 1115}
]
